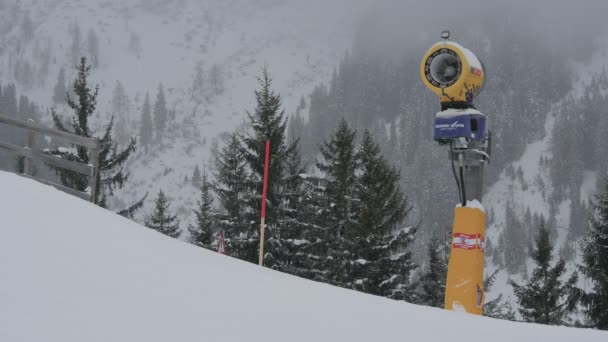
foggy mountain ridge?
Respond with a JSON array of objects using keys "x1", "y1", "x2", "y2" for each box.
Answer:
[{"x1": 0, "y1": 0, "x2": 361, "y2": 221}]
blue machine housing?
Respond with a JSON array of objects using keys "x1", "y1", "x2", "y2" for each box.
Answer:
[{"x1": 433, "y1": 111, "x2": 486, "y2": 143}]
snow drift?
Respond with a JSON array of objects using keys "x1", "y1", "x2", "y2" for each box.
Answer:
[{"x1": 0, "y1": 171, "x2": 605, "y2": 342}]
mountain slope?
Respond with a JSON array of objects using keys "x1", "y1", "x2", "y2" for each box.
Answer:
[
  {"x1": 0, "y1": 171, "x2": 606, "y2": 341},
  {"x1": 482, "y1": 47, "x2": 608, "y2": 304},
  {"x1": 0, "y1": 0, "x2": 365, "y2": 227}
]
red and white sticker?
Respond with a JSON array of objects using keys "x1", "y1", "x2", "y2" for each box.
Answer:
[{"x1": 453, "y1": 233, "x2": 485, "y2": 251}]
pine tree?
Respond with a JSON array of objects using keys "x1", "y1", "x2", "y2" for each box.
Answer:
[
  {"x1": 53, "y1": 67, "x2": 67, "y2": 104},
  {"x1": 189, "y1": 172, "x2": 216, "y2": 248},
  {"x1": 310, "y1": 125, "x2": 418, "y2": 298},
  {"x1": 264, "y1": 137, "x2": 311, "y2": 273},
  {"x1": 580, "y1": 182, "x2": 608, "y2": 330},
  {"x1": 214, "y1": 134, "x2": 248, "y2": 236},
  {"x1": 347, "y1": 130, "x2": 416, "y2": 299},
  {"x1": 214, "y1": 133, "x2": 257, "y2": 261},
  {"x1": 17, "y1": 95, "x2": 30, "y2": 120},
  {"x1": 153, "y1": 83, "x2": 167, "y2": 136},
  {"x1": 509, "y1": 224, "x2": 580, "y2": 326},
  {"x1": 49, "y1": 57, "x2": 139, "y2": 211},
  {"x1": 192, "y1": 164, "x2": 202, "y2": 187},
  {"x1": 356, "y1": 130, "x2": 410, "y2": 235},
  {"x1": 296, "y1": 96, "x2": 306, "y2": 114},
  {"x1": 4, "y1": 90, "x2": 40, "y2": 172},
  {"x1": 191, "y1": 62, "x2": 205, "y2": 103},
  {"x1": 242, "y1": 68, "x2": 288, "y2": 222},
  {"x1": 35, "y1": 39, "x2": 53, "y2": 85},
  {"x1": 2, "y1": 83, "x2": 17, "y2": 116},
  {"x1": 139, "y1": 92, "x2": 153, "y2": 148},
  {"x1": 50, "y1": 57, "x2": 98, "y2": 192},
  {"x1": 146, "y1": 190, "x2": 181, "y2": 239},
  {"x1": 419, "y1": 235, "x2": 447, "y2": 308},
  {"x1": 14, "y1": 60, "x2": 34, "y2": 89},
  {"x1": 503, "y1": 200, "x2": 527, "y2": 274},
  {"x1": 112, "y1": 81, "x2": 130, "y2": 117},
  {"x1": 282, "y1": 174, "x2": 329, "y2": 281},
  {"x1": 0, "y1": 83, "x2": 17, "y2": 156},
  {"x1": 282, "y1": 138, "x2": 306, "y2": 211},
  {"x1": 316, "y1": 118, "x2": 357, "y2": 240},
  {"x1": 240, "y1": 67, "x2": 289, "y2": 263},
  {"x1": 112, "y1": 81, "x2": 131, "y2": 145},
  {"x1": 314, "y1": 118, "x2": 358, "y2": 285},
  {"x1": 209, "y1": 63, "x2": 224, "y2": 96}
]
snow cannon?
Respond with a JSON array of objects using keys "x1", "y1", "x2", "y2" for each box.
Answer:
[
  {"x1": 420, "y1": 30, "x2": 485, "y2": 110},
  {"x1": 420, "y1": 31, "x2": 491, "y2": 317},
  {"x1": 433, "y1": 109, "x2": 487, "y2": 144}
]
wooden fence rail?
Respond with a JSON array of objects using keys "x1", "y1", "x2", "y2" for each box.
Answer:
[{"x1": 0, "y1": 114, "x2": 100, "y2": 202}]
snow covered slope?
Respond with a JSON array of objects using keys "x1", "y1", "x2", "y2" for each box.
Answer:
[{"x1": 0, "y1": 171, "x2": 605, "y2": 341}]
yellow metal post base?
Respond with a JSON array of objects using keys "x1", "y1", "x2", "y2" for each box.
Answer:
[{"x1": 444, "y1": 205, "x2": 486, "y2": 315}]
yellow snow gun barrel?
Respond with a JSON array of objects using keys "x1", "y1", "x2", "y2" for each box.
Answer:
[
  {"x1": 420, "y1": 37, "x2": 485, "y2": 109},
  {"x1": 444, "y1": 205, "x2": 486, "y2": 315}
]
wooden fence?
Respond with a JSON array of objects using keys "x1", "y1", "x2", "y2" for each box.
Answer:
[{"x1": 0, "y1": 114, "x2": 100, "y2": 202}]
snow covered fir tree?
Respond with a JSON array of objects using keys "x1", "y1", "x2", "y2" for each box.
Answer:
[
  {"x1": 239, "y1": 67, "x2": 292, "y2": 265},
  {"x1": 146, "y1": 190, "x2": 181, "y2": 239},
  {"x1": 509, "y1": 224, "x2": 580, "y2": 326},
  {"x1": 188, "y1": 171, "x2": 217, "y2": 249},
  {"x1": 580, "y1": 181, "x2": 608, "y2": 329},
  {"x1": 417, "y1": 235, "x2": 447, "y2": 308},
  {"x1": 313, "y1": 123, "x2": 417, "y2": 298},
  {"x1": 48, "y1": 57, "x2": 144, "y2": 215},
  {"x1": 208, "y1": 71, "x2": 418, "y2": 299},
  {"x1": 213, "y1": 132, "x2": 252, "y2": 261}
]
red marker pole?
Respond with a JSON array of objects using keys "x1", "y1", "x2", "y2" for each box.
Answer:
[
  {"x1": 258, "y1": 140, "x2": 270, "y2": 266},
  {"x1": 217, "y1": 230, "x2": 226, "y2": 255}
]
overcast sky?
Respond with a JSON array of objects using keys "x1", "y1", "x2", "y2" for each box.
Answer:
[{"x1": 325, "y1": 0, "x2": 607, "y2": 64}]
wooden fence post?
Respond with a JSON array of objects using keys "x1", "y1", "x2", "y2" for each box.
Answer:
[
  {"x1": 89, "y1": 141, "x2": 100, "y2": 204},
  {"x1": 23, "y1": 120, "x2": 35, "y2": 176}
]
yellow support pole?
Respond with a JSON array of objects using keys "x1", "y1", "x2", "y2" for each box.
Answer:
[{"x1": 444, "y1": 205, "x2": 486, "y2": 315}]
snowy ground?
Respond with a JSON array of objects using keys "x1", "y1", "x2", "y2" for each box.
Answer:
[{"x1": 0, "y1": 171, "x2": 606, "y2": 341}]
